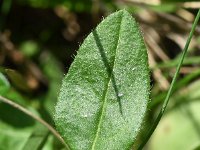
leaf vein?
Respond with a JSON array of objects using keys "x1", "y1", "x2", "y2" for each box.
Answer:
[{"x1": 91, "y1": 12, "x2": 124, "y2": 150}]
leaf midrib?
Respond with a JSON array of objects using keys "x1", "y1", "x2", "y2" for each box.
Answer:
[{"x1": 91, "y1": 12, "x2": 124, "y2": 150}]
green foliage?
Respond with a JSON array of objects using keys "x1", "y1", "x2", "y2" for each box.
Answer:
[
  {"x1": 0, "y1": 73, "x2": 36, "y2": 150},
  {"x1": 0, "y1": 121, "x2": 35, "y2": 150},
  {"x1": 40, "y1": 53, "x2": 64, "y2": 116},
  {"x1": 22, "y1": 124, "x2": 49, "y2": 150},
  {"x1": 1, "y1": 0, "x2": 200, "y2": 148},
  {"x1": 20, "y1": 40, "x2": 40, "y2": 57},
  {"x1": 149, "y1": 80, "x2": 200, "y2": 150},
  {"x1": 16, "y1": 0, "x2": 92, "y2": 11},
  {"x1": 54, "y1": 10, "x2": 150, "y2": 149},
  {"x1": 138, "y1": 9, "x2": 200, "y2": 149},
  {"x1": 15, "y1": 0, "x2": 114, "y2": 12},
  {"x1": 161, "y1": 0, "x2": 198, "y2": 2},
  {"x1": 5, "y1": 69, "x2": 31, "y2": 93},
  {"x1": 0, "y1": 72, "x2": 10, "y2": 95},
  {"x1": 16, "y1": 0, "x2": 64, "y2": 8}
]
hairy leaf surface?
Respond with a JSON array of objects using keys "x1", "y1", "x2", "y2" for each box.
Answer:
[{"x1": 54, "y1": 10, "x2": 150, "y2": 150}]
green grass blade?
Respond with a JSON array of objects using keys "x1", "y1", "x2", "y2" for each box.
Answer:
[
  {"x1": 138, "y1": 9, "x2": 200, "y2": 150},
  {"x1": 150, "y1": 69, "x2": 200, "y2": 108}
]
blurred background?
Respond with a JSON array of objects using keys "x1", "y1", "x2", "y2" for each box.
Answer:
[{"x1": 0, "y1": 0, "x2": 200, "y2": 149}]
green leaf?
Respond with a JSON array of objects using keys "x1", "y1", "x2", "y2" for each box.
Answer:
[
  {"x1": 40, "y1": 53, "x2": 64, "y2": 117},
  {"x1": 149, "y1": 80, "x2": 200, "y2": 150},
  {"x1": 0, "y1": 121, "x2": 34, "y2": 150},
  {"x1": 20, "y1": 40, "x2": 40, "y2": 57},
  {"x1": 5, "y1": 69, "x2": 31, "y2": 93},
  {"x1": 0, "y1": 72, "x2": 10, "y2": 95},
  {"x1": 22, "y1": 124, "x2": 49, "y2": 150},
  {"x1": 0, "y1": 95, "x2": 36, "y2": 150},
  {"x1": 54, "y1": 10, "x2": 150, "y2": 150}
]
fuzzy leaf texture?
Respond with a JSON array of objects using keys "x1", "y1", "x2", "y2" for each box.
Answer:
[{"x1": 54, "y1": 10, "x2": 150, "y2": 150}]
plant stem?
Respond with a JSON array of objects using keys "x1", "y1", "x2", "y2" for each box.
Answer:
[
  {"x1": 0, "y1": 95, "x2": 69, "y2": 149},
  {"x1": 138, "y1": 9, "x2": 200, "y2": 150}
]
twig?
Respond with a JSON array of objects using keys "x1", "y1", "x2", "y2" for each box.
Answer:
[
  {"x1": 182, "y1": 2, "x2": 200, "y2": 9},
  {"x1": 120, "y1": 0, "x2": 160, "y2": 6},
  {"x1": 176, "y1": 8, "x2": 194, "y2": 22},
  {"x1": 145, "y1": 29, "x2": 170, "y2": 61},
  {"x1": 0, "y1": 95, "x2": 69, "y2": 149}
]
